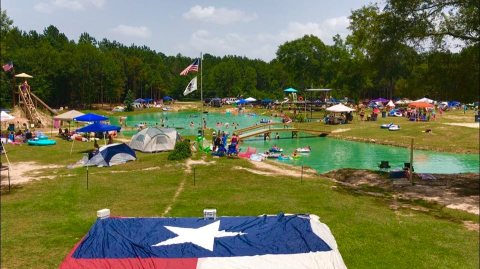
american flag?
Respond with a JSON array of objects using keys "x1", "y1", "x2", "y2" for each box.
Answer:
[
  {"x1": 180, "y1": 58, "x2": 200, "y2": 76},
  {"x1": 2, "y1": 61, "x2": 13, "y2": 72}
]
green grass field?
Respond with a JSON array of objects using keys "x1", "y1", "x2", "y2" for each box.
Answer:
[{"x1": 1, "y1": 106, "x2": 479, "y2": 268}]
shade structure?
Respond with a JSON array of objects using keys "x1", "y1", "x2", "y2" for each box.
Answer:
[
  {"x1": 235, "y1": 99, "x2": 247, "y2": 104},
  {"x1": 163, "y1": 96, "x2": 173, "y2": 101},
  {"x1": 143, "y1": 98, "x2": 153, "y2": 102},
  {"x1": 414, "y1": 97, "x2": 434, "y2": 104},
  {"x1": 134, "y1": 98, "x2": 145, "y2": 103},
  {"x1": 245, "y1": 97, "x2": 256, "y2": 102},
  {"x1": 284, "y1": 87, "x2": 297, "y2": 93},
  {"x1": 74, "y1": 113, "x2": 108, "y2": 122},
  {"x1": 76, "y1": 123, "x2": 121, "y2": 133},
  {"x1": 408, "y1": 102, "x2": 434, "y2": 109},
  {"x1": 14, "y1": 73, "x2": 33, "y2": 78},
  {"x1": 326, "y1": 103, "x2": 355, "y2": 112},
  {"x1": 54, "y1": 110, "x2": 85, "y2": 121},
  {"x1": 0, "y1": 111, "x2": 15, "y2": 122},
  {"x1": 371, "y1": 98, "x2": 389, "y2": 103},
  {"x1": 386, "y1": 100, "x2": 395, "y2": 107},
  {"x1": 306, "y1": 89, "x2": 332, "y2": 92},
  {"x1": 262, "y1": 98, "x2": 273, "y2": 103}
]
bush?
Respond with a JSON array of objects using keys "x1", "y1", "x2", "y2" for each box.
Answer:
[
  {"x1": 168, "y1": 140, "x2": 192, "y2": 160},
  {"x1": 294, "y1": 113, "x2": 306, "y2": 123},
  {"x1": 124, "y1": 90, "x2": 135, "y2": 112}
]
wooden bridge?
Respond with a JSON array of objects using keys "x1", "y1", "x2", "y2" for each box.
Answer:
[{"x1": 236, "y1": 123, "x2": 330, "y2": 140}]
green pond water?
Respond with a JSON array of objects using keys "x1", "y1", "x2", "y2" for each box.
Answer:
[{"x1": 111, "y1": 112, "x2": 479, "y2": 174}]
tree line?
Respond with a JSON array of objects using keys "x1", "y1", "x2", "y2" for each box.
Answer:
[{"x1": 0, "y1": 1, "x2": 478, "y2": 109}]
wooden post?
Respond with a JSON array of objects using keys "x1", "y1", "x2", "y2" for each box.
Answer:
[
  {"x1": 410, "y1": 138, "x2": 414, "y2": 185},
  {"x1": 301, "y1": 164, "x2": 304, "y2": 183}
]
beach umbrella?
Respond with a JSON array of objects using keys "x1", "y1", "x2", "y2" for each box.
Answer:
[
  {"x1": 235, "y1": 99, "x2": 247, "y2": 104},
  {"x1": 74, "y1": 113, "x2": 108, "y2": 122},
  {"x1": 245, "y1": 97, "x2": 256, "y2": 102},
  {"x1": 0, "y1": 111, "x2": 15, "y2": 122},
  {"x1": 163, "y1": 96, "x2": 173, "y2": 101},
  {"x1": 284, "y1": 87, "x2": 297, "y2": 93},
  {"x1": 14, "y1": 73, "x2": 33, "y2": 78}
]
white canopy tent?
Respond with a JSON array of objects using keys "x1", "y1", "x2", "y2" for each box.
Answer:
[
  {"x1": 326, "y1": 103, "x2": 355, "y2": 113},
  {"x1": 54, "y1": 110, "x2": 85, "y2": 121},
  {"x1": 245, "y1": 97, "x2": 257, "y2": 102},
  {"x1": 386, "y1": 100, "x2": 395, "y2": 107},
  {"x1": 0, "y1": 111, "x2": 15, "y2": 122},
  {"x1": 414, "y1": 97, "x2": 434, "y2": 104}
]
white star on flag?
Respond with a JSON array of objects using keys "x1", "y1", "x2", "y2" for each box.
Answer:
[{"x1": 152, "y1": 221, "x2": 246, "y2": 251}]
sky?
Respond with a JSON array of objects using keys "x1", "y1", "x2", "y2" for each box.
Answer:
[{"x1": 3, "y1": 0, "x2": 373, "y2": 61}]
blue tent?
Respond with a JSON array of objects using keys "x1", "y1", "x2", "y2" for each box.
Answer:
[
  {"x1": 74, "y1": 113, "x2": 108, "y2": 122},
  {"x1": 284, "y1": 87, "x2": 297, "y2": 93},
  {"x1": 262, "y1": 99, "x2": 273, "y2": 103},
  {"x1": 143, "y1": 98, "x2": 153, "y2": 102},
  {"x1": 448, "y1": 101, "x2": 461, "y2": 107},
  {"x1": 163, "y1": 96, "x2": 173, "y2": 101},
  {"x1": 84, "y1": 143, "x2": 136, "y2": 167},
  {"x1": 76, "y1": 123, "x2": 121, "y2": 133},
  {"x1": 236, "y1": 99, "x2": 247, "y2": 104}
]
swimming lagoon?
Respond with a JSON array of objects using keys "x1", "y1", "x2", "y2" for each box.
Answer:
[{"x1": 111, "y1": 112, "x2": 479, "y2": 174}]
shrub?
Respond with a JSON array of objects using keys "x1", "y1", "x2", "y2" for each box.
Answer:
[{"x1": 168, "y1": 140, "x2": 192, "y2": 160}]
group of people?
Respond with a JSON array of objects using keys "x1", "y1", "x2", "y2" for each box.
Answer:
[{"x1": 211, "y1": 131, "x2": 239, "y2": 157}]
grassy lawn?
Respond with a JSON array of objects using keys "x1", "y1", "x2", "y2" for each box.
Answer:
[{"x1": 1, "y1": 136, "x2": 478, "y2": 268}]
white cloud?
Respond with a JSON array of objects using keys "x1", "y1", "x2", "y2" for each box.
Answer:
[
  {"x1": 111, "y1": 24, "x2": 151, "y2": 39},
  {"x1": 183, "y1": 5, "x2": 257, "y2": 25},
  {"x1": 34, "y1": 0, "x2": 106, "y2": 13},
  {"x1": 181, "y1": 16, "x2": 352, "y2": 61},
  {"x1": 279, "y1": 16, "x2": 350, "y2": 42}
]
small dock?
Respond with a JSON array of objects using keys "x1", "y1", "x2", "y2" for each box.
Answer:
[{"x1": 236, "y1": 123, "x2": 330, "y2": 140}]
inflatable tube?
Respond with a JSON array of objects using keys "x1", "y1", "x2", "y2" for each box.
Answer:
[
  {"x1": 295, "y1": 147, "x2": 311, "y2": 153},
  {"x1": 394, "y1": 112, "x2": 403, "y2": 117},
  {"x1": 388, "y1": 125, "x2": 400, "y2": 131},
  {"x1": 269, "y1": 148, "x2": 283, "y2": 153},
  {"x1": 28, "y1": 139, "x2": 56, "y2": 146},
  {"x1": 277, "y1": 155, "x2": 291, "y2": 161},
  {"x1": 298, "y1": 96, "x2": 304, "y2": 101},
  {"x1": 380, "y1": 123, "x2": 393, "y2": 129}
]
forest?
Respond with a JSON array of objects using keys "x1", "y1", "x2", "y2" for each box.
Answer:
[{"x1": 0, "y1": 1, "x2": 478, "y2": 109}]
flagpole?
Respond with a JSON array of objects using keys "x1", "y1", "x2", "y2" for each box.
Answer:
[{"x1": 200, "y1": 52, "x2": 204, "y2": 135}]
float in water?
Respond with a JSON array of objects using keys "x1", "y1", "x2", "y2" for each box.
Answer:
[{"x1": 295, "y1": 147, "x2": 311, "y2": 153}]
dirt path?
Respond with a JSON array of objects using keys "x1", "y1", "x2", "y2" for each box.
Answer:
[
  {"x1": 161, "y1": 158, "x2": 215, "y2": 216},
  {"x1": 0, "y1": 161, "x2": 63, "y2": 185},
  {"x1": 323, "y1": 169, "x2": 479, "y2": 215}
]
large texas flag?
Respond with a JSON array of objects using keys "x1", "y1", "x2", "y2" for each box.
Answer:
[{"x1": 60, "y1": 214, "x2": 346, "y2": 269}]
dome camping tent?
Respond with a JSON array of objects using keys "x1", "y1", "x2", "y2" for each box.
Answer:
[
  {"x1": 129, "y1": 127, "x2": 179, "y2": 153},
  {"x1": 84, "y1": 143, "x2": 136, "y2": 167}
]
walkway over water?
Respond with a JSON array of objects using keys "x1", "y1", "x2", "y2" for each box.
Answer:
[{"x1": 236, "y1": 123, "x2": 331, "y2": 140}]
